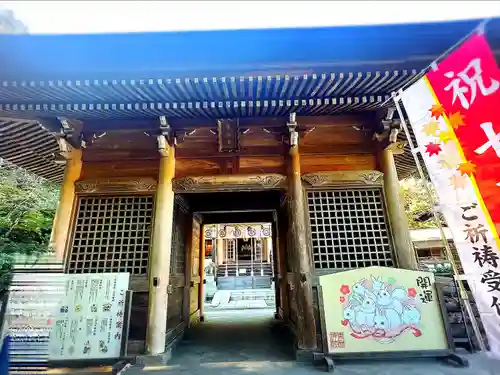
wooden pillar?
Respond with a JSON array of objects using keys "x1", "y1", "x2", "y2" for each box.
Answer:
[
  {"x1": 286, "y1": 115, "x2": 317, "y2": 352},
  {"x1": 49, "y1": 149, "x2": 82, "y2": 262},
  {"x1": 146, "y1": 143, "x2": 175, "y2": 355},
  {"x1": 266, "y1": 237, "x2": 273, "y2": 262},
  {"x1": 216, "y1": 238, "x2": 224, "y2": 265},
  {"x1": 199, "y1": 222, "x2": 206, "y2": 321},
  {"x1": 379, "y1": 148, "x2": 418, "y2": 270}
]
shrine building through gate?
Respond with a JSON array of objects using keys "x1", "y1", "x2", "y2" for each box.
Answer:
[{"x1": 1, "y1": 18, "x2": 499, "y2": 360}]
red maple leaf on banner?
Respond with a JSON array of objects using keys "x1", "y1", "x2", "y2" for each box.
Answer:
[
  {"x1": 429, "y1": 104, "x2": 446, "y2": 119},
  {"x1": 448, "y1": 112, "x2": 466, "y2": 129},
  {"x1": 457, "y1": 161, "x2": 477, "y2": 176},
  {"x1": 425, "y1": 142, "x2": 442, "y2": 156}
]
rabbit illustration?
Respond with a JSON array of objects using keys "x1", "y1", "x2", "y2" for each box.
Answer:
[
  {"x1": 384, "y1": 307, "x2": 403, "y2": 330},
  {"x1": 352, "y1": 279, "x2": 369, "y2": 297},
  {"x1": 343, "y1": 304, "x2": 358, "y2": 322},
  {"x1": 343, "y1": 304, "x2": 361, "y2": 330},
  {"x1": 355, "y1": 293, "x2": 376, "y2": 328},
  {"x1": 402, "y1": 305, "x2": 421, "y2": 326},
  {"x1": 371, "y1": 275, "x2": 385, "y2": 294},
  {"x1": 373, "y1": 309, "x2": 388, "y2": 330},
  {"x1": 352, "y1": 279, "x2": 376, "y2": 301},
  {"x1": 376, "y1": 286, "x2": 405, "y2": 315}
]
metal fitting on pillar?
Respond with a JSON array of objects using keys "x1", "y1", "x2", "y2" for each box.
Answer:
[
  {"x1": 287, "y1": 112, "x2": 298, "y2": 147},
  {"x1": 157, "y1": 116, "x2": 175, "y2": 156}
]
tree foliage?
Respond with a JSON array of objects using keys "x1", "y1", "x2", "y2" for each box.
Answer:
[
  {"x1": 400, "y1": 178, "x2": 439, "y2": 229},
  {"x1": 0, "y1": 161, "x2": 59, "y2": 291}
]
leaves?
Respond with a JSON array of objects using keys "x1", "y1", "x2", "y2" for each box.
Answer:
[
  {"x1": 0, "y1": 161, "x2": 59, "y2": 293},
  {"x1": 438, "y1": 130, "x2": 453, "y2": 144},
  {"x1": 401, "y1": 178, "x2": 440, "y2": 229},
  {"x1": 425, "y1": 142, "x2": 442, "y2": 156},
  {"x1": 457, "y1": 161, "x2": 477, "y2": 176},
  {"x1": 422, "y1": 120, "x2": 440, "y2": 137},
  {"x1": 448, "y1": 112, "x2": 466, "y2": 129},
  {"x1": 429, "y1": 104, "x2": 446, "y2": 120}
]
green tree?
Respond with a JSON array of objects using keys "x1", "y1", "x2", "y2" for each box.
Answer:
[
  {"x1": 0, "y1": 160, "x2": 59, "y2": 292},
  {"x1": 400, "y1": 178, "x2": 440, "y2": 229}
]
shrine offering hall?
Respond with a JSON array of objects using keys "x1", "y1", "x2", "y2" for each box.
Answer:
[{"x1": 1, "y1": 19, "x2": 498, "y2": 360}]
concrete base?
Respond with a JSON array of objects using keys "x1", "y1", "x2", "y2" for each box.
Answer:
[
  {"x1": 135, "y1": 352, "x2": 171, "y2": 366},
  {"x1": 294, "y1": 348, "x2": 315, "y2": 364}
]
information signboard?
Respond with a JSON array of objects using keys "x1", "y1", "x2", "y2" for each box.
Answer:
[
  {"x1": 2, "y1": 273, "x2": 66, "y2": 372},
  {"x1": 48, "y1": 273, "x2": 130, "y2": 360}
]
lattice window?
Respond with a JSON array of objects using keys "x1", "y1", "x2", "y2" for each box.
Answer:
[
  {"x1": 307, "y1": 189, "x2": 393, "y2": 270},
  {"x1": 68, "y1": 195, "x2": 154, "y2": 274}
]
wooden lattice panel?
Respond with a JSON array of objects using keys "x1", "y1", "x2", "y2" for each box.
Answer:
[
  {"x1": 307, "y1": 189, "x2": 393, "y2": 270},
  {"x1": 68, "y1": 195, "x2": 154, "y2": 274}
]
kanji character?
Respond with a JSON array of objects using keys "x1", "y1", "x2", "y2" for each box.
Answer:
[
  {"x1": 474, "y1": 122, "x2": 500, "y2": 158},
  {"x1": 419, "y1": 290, "x2": 434, "y2": 304},
  {"x1": 463, "y1": 223, "x2": 488, "y2": 244},
  {"x1": 444, "y1": 58, "x2": 499, "y2": 110},
  {"x1": 491, "y1": 296, "x2": 500, "y2": 316},
  {"x1": 472, "y1": 244, "x2": 499, "y2": 268},
  {"x1": 461, "y1": 203, "x2": 479, "y2": 221},
  {"x1": 416, "y1": 276, "x2": 431, "y2": 289},
  {"x1": 481, "y1": 270, "x2": 500, "y2": 293}
]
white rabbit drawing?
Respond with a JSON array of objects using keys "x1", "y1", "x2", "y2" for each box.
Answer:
[
  {"x1": 376, "y1": 285, "x2": 406, "y2": 315},
  {"x1": 371, "y1": 276, "x2": 385, "y2": 294},
  {"x1": 342, "y1": 275, "x2": 423, "y2": 340},
  {"x1": 402, "y1": 305, "x2": 421, "y2": 326},
  {"x1": 355, "y1": 293, "x2": 376, "y2": 329},
  {"x1": 343, "y1": 303, "x2": 361, "y2": 330},
  {"x1": 373, "y1": 309, "x2": 388, "y2": 330}
]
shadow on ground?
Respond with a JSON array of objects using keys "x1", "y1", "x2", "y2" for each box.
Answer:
[{"x1": 170, "y1": 308, "x2": 295, "y2": 364}]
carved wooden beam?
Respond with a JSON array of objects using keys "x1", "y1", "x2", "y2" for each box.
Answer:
[
  {"x1": 302, "y1": 170, "x2": 384, "y2": 187},
  {"x1": 172, "y1": 173, "x2": 287, "y2": 192},
  {"x1": 75, "y1": 177, "x2": 157, "y2": 194}
]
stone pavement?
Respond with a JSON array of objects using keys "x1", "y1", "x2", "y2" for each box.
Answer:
[{"x1": 116, "y1": 308, "x2": 499, "y2": 375}]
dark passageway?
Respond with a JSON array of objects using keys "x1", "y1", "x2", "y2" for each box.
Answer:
[{"x1": 169, "y1": 309, "x2": 295, "y2": 365}]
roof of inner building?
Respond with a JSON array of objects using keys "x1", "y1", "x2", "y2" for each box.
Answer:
[{"x1": 0, "y1": 18, "x2": 498, "y2": 181}]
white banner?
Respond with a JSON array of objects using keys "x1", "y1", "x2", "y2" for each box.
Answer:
[{"x1": 401, "y1": 78, "x2": 500, "y2": 357}]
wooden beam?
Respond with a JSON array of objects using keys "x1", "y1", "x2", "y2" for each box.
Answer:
[{"x1": 174, "y1": 143, "x2": 373, "y2": 159}]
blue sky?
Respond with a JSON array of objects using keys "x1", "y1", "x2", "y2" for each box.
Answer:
[{"x1": 1, "y1": 0, "x2": 499, "y2": 34}]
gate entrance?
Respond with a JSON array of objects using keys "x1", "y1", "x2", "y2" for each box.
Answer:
[{"x1": 169, "y1": 190, "x2": 295, "y2": 363}]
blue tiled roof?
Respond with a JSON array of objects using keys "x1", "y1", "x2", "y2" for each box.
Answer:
[{"x1": 0, "y1": 18, "x2": 496, "y2": 119}]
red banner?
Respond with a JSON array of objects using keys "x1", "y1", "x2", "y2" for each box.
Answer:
[{"x1": 426, "y1": 33, "x2": 500, "y2": 238}]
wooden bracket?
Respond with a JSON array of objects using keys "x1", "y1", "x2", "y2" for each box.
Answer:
[
  {"x1": 384, "y1": 140, "x2": 408, "y2": 155},
  {"x1": 217, "y1": 118, "x2": 240, "y2": 153}
]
